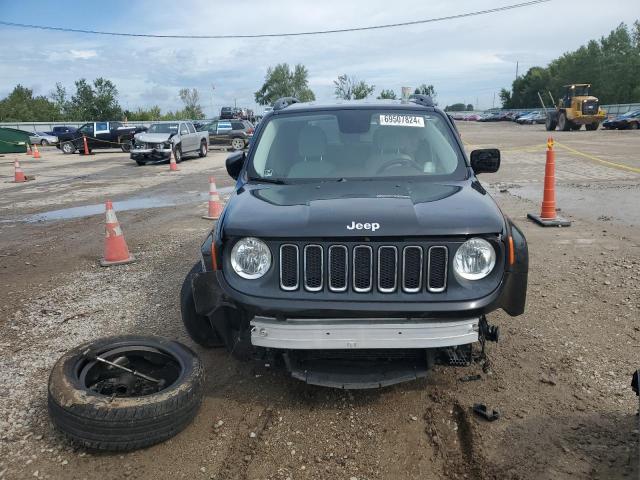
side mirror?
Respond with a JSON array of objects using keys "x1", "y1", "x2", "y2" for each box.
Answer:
[
  {"x1": 470, "y1": 149, "x2": 500, "y2": 174},
  {"x1": 226, "y1": 151, "x2": 245, "y2": 180}
]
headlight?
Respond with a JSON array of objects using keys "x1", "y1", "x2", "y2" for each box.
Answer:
[
  {"x1": 231, "y1": 237, "x2": 271, "y2": 279},
  {"x1": 453, "y1": 238, "x2": 496, "y2": 280}
]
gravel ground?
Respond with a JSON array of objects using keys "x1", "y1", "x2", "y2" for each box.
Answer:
[{"x1": 0, "y1": 124, "x2": 639, "y2": 479}]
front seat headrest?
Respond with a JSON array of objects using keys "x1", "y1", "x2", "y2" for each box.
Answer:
[{"x1": 298, "y1": 126, "x2": 327, "y2": 159}]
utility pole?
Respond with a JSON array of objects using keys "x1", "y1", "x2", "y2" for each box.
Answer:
[
  {"x1": 234, "y1": 98, "x2": 237, "y2": 108},
  {"x1": 515, "y1": 61, "x2": 519, "y2": 81},
  {"x1": 492, "y1": 92, "x2": 496, "y2": 109},
  {"x1": 210, "y1": 84, "x2": 215, "y2": 120}
]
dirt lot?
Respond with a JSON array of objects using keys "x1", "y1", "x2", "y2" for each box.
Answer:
[{"x1": 0, "y1": 123, "x2": 639, "y2": 480}]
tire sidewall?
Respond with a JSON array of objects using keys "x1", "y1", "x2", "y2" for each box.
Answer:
[
  {"x1": 231, "y1": 138, "x2": 244, "y2": 151},
  {"x1": 199, "y1": 141, "x2": 207, "y2": 157},
  {"x1": 174, "y1": 146, "x2": 182, "y2": 163},
  {"x1": 62, "y1": 142, "x2": 75, "y2": 154}
]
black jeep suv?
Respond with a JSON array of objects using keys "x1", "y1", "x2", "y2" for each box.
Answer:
[{"x1": 181, "y1": 96, "x2": 528, "y2": 389}]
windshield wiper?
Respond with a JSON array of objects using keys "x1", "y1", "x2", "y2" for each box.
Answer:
[{"x1": 250, "y1": 177, "x2": 287, "y2": 185}]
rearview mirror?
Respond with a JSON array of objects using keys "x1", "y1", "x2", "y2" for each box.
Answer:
[
  {"x1": 470, "y1": 149, "x2": 500, "y2": 174},
  {"x1": 226, "y1": 151, "x2": 245, "y2": 180}
]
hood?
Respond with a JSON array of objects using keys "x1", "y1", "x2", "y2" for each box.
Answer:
[
  {"x1": 222, "y1": 179, "x2": 505, "y2": 238},
  {"x1": 135, "y1": 132, "x2": 172, "y2": 143}
]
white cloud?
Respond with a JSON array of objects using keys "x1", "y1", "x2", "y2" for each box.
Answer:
[
  {"x1": 69, "y1": 49, "x2": 97, "y2": 60},
  {"x1": 0, "y1": 0, "x2": 638, "y2": 113}
]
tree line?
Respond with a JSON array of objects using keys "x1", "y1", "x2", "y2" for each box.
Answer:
[
  {"x1": 253, "y1": 63, "x2": 443, "y2": 106},
  {"x1": 500, "y1": 21, "x2": 640, "y2": 109},
  {"x1": 0, "y1": 78, "x2": 206, "y2": 122},
  {"x1": 1, "y1": 65, "x2": 447, "y2": 122}
]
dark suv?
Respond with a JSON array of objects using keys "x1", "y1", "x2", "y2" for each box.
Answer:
[
  {"x1": 203, "y1": 120, "x2": 254, "y2": 150},
  {"x1": 181, "y1": 96, "x2": 528, "y2": 389}
]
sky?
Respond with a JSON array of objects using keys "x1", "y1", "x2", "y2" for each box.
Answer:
[{"x1": 0, "y1": 0, "x2": 638, "y2": 116}]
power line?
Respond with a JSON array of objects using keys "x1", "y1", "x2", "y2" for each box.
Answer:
[{"x1": 0, "y1": 0, "x2": 551, "y2": 39}]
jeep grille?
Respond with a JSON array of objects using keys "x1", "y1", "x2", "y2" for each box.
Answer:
[{"x1": 280, "y1": 243, "x2": 449, "y2": 294}]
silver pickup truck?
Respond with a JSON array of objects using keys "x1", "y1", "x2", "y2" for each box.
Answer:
[{"x1": 130, "y1": 121, "x2": 208, "y2": 165}]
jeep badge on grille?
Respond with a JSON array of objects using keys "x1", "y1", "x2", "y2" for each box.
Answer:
[{"x1": 347, "y1": 221, "x2": 380, "y2": 232}]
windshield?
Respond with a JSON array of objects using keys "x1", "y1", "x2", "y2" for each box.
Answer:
[
  {"x1": 249, "y1": 109, "x2": 465, "y2": 181},
  {"x1": 147, "y1": 123, "x2": 178, "y2": 134}
]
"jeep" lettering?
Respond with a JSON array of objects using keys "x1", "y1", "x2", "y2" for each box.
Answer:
[{"x1": 346, "y1": 221, "x2": 380, "y2": 232}]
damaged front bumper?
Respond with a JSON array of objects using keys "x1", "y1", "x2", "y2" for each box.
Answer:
[
  {"x1": 130, "y1": 148, "x2": 172, "y2": 163},
  {"x1": 250, "y1": 316, "x2": 479, "y2": 350}
]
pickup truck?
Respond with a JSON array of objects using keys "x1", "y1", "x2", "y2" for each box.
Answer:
[
  {"x1": 57, "y1": 121, "x2": 145, "y2": 154},
  {"x1": 130, "y1": 121, "x2": 208, "y2": 165}
]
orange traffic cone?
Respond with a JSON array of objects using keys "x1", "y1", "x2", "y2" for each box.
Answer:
[
  {"x1": 100, "y1": 200, "x2": 135, "y2": 266},
  {"x1": 169, "y1": 148, "x2": 179, "y2": 171},
  {"x1": 32, "y1": 143, "x2": 41, "y2": 159},
  {"x1": 13, "y1": 160, "x2": 26, "y2": 183},
  {"x1": 527, "y1": 137, "x2": 571, "y2": 227},
  {"x1": 25, "y1": 143, "x2": 32, "y2": 155},
  {"x1": 82, "y1": 135, "x2": 92, "y2": 155},
  {"x1": 202, "y1": 176, "x2": 224, "y2": 220}
]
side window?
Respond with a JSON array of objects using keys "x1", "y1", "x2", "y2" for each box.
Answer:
[
  {"x1": 208, "y1": 122, "x2": 218, "y2": 133},
  {"x1": 79, "y1": 124, "x2": 93, "y2": 135},
  {"x1": 111, "y1": 122, "x2": 122, "y2": 129},
  {"x1": 231, "y1": 122, "x2": 244, "y2": 130},
  {"x1": 179, "y1": 123, "x2": 189, "y2": 135},
  {"x1": 187, "y1": 123, "x2": 196, "y2": 134},
  {"x1": 217, "y1": 121, "x2": 232, "y2": 134},
  {"x1": 95, "y1": 122, "x2": 109, "y2": 134}
]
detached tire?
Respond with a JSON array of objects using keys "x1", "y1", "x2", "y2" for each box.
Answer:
[
  {"x1": 180, "y1": 263, "x2": 225, "y2": 348},
  {"x1": 48, "y1": 335, "x2": 204, "y2": 451}
]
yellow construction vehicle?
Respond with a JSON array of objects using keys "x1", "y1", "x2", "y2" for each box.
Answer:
[{"x1": 545, "y1": 84, "x2": 606, "y2": 131}]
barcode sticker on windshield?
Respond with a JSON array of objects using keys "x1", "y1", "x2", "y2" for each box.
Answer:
[{"x1": 379, "y1": 114, "x2": 424, "y2": 127}]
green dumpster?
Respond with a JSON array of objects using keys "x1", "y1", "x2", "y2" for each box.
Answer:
[{"x1": 0, "y1": 127, "x2": 30, "y2": 154}]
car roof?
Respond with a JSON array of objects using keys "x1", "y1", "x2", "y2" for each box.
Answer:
[{"x1": 276, "y1": 99, "x2": 437, "y2": 114}]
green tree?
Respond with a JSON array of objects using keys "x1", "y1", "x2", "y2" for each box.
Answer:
[
  {"x1": 334, "y1": 74, "x2": 375, "y2": 100},
  {"x1": 414, "y1": 84, "x2": 437, "y2": 102},
  {"x1": 444, "y1": 103, "x2": 466, "y2": 112},
  {"x1": 49, "y1": 83, "x2": 68, "y2": 120},
  {"x1": 68, "y1": 78, "x2": 122, "y2": 120},
  {"x1": 377, "y1": 89, "x2": 397, "y2": 100},
  {"x1": 0, "y1": 85, "x2": 59, "y2": 121},
  {"x1": 255, "y1": 63, "x2": 315, "y2": 105},
  {"x1": 466, "y1": 104, "x2": 474, "y2": 111},
  {"x1": 501, "y1": 21, "x2": 640, "y2": 107},
  {"x1": 178, "y1": 88, "x2": 205, "y2": 119}
]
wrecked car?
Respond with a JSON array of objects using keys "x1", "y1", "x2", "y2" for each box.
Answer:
[
  {"x1": 131, "y1": 121, "x2": 208, "y2": 165},
  {"x1": 180, "y1": 95, "x2": 528, "y2": 389}
]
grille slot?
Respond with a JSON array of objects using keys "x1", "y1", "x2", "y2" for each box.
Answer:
[
  {"x1": 377, "y1": 246, "x2": 398, "y2": 293},
  {"x1": 328, "y1": 245, "x2": 348, "y2": 292},
  {"x1": 353, "y1": 246, "x2": 373, "y2": 293},
  {"x1": 303, "y1": 245, "x2": 323, "y2": 291},
  {"x1": 427, "y1": 246, "x2": 448, "y2": 293},
  {"x1": 402, "y1": 246, "x2": 423, "y2": 293},
  {"x1": 279, "y1": 244, "x2": 299, "y2": 290}
]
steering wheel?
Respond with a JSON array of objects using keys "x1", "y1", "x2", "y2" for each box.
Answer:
[{"x1": 375, "y1": 157, "x2": 423, "y2": 175}]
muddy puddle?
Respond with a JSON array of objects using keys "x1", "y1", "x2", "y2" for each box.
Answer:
[{"x1": 12, "y1": 187, "x2": 235, "y2": 223}]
